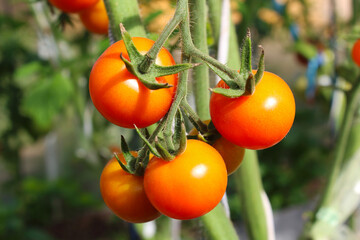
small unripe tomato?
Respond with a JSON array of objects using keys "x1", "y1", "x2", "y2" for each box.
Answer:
[
  {"x1": 100, "y1": 152, "x2": 161, "y2": 223},
  {"x1": 48, "y1": 0, "x2": 99, "y2": 13},
  {"x1": 144, "y1": 140, "x2": 227, "y2": 220},
  {"x1": 79, "y1": 0, "x2": 109, "y2": 35},
  {"x1": 352, "y1": 39, "x2": 360, "y2": 67}
]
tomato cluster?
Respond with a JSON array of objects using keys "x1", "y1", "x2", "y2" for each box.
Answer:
[
  {"x1": 48, "y1": 0, "x2": 109, "y2": 35},
  {"x1": 91, "y1": 35, "x2": 295, "y2": 222}
]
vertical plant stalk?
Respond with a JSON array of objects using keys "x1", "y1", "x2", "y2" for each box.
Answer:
[
  {"x1": 316, "y1": 79, "x2": 360, "y2": 209},
  {"x1": 235, "y1": 150, "x2": 269, "y2": 240},
  {"x1": 103, "y1": 0, "x2": 146, "y2": 40},
  {"x1": 201, "y1": 204, "x2": 239, "y2": 239},
  {"x1": 189, "y1": 0, "x2": 210, "y2": 120},
  {"x1": 207, "y1": 0, "x2": 270, "y2": 238}
]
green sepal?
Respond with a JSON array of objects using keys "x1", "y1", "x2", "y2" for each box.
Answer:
[
  {"x1": 176, "y1": 121, "x2": 187, "y2": 156},
  {"x1": 254, "y1": 47, "x2": 265, "y2": 85},
  {"x1": 206, "y1": 63, "x2": 240, "y2": 89},
  {"x1": 155, "y1": 141, "x2": 175, "y2": 161},
  {"x1": 244, "y1": 72, "x2": 255, "y2": 95},
  {"x1": 119, "y1": 23, "x2": 198, "y2": 90},
  {"x1": 134, "y1": 125, "x2": 161, "y2": 158},
  {"x1": 210, "y1": 87, "x2": 245, "y2": 98},
  {"x1": 120, "y1": 135, "x2": 137, "y2": 173},
  {"x1": 120, "y1": 54, "x2": 171, "y2": 90},
  {"x1": 240, "y1": 29, "x2": 252, "y2": 82},
  {"x1": 120, "y1": 23, "x2": 143, "y2": 60},
  {"x1": 114, "y1": 153, "x2": 132, "y2": 174}
]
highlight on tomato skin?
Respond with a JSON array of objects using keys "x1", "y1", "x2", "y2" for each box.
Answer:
[
  {"x1": 79, "y1": 0, "x2": 109, "y2": 35},
  {"x1": 89, "y1": 37, "x2": 178, "y2": 129},
  {"x1": 100, "y1": 153, "x2": 161, "y2": 223},
  {"x1": 143, "y1": 139, "x2": 228, "y2": 220},
  {"x1": 48, "y1": 0, "x2": 100, "y2": 13},
  {"x1": 210, "y1": 71, "x2": 296, "y2": 150},
  {"x1": 352, "y1": 39, "x2": 360, "y2": 67}
]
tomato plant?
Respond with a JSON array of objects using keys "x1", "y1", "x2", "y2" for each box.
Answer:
[
  {"x1": 48, "y1": 0, "x2": 99, "y2": 13},
  {"x1": 79, "y1": 0, "x2": 109, "y2": 35},
  {"x1": 352, "y1": 39, "x2": 360, "y2": 67},
  {"x1": 100, "y1": 152, "x2": 161, "y2": 223},
  {"x1": 89, "y1": 37, "x2": 178, "y2": 128},
  {"x1": 143, "y1": 139, "x2": 228, "y2": 220},
  {"x1": 210, "y1": 71, "x2": 295, "y2": 150}
]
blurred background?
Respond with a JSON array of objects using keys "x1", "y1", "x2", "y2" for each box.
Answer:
[{"x1": 1, "y1": 0, "x2": 360, "y2": 239}]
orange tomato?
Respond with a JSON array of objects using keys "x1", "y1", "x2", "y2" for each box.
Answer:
[
  {"x1": 188, "y1": 121, "x2": 245, "y2": 175},
  {"x1": 89, "y1": 37, "x2": 178, "y2": 128},
  {"x1": 144, "y1": 140, "x2": 227, "y2": 220},
  {"x1": 100, "y1": 152, "x2": 161, "y2": 223},
  {"x1": 210, "y1": 71, "x2": 295, "y2": 150},
  {"x1": 79, "y1": 0, "x2": 109, "y2": 35}
]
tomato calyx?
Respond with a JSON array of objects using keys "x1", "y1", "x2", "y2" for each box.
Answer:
[
  {"x1": 209, "y1": 29, "x2": 265, "y2": 98},
  {"x1": 137, "y1": 109, "x2": 187, "y2": 161},
  {"x1": 119, "y1": 24, "x2": 198, "y2": 90}
]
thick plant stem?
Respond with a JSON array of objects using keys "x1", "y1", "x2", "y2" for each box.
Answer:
[
  {"x1": 103, "y1": 0, "x2": 146, "y2": 40},
  {"x1": 221, "y1": 6, "x2": 269, "y2": 239},
  {"x1": 234, "y1": 150, "x2": 268, "y2": 240},
  {"x1": 202, "y1": 204, "x2": 239, "y2": 240},
  {"x1": 189, "y1": 0, "x2": 210, "y2": 120},
  {"x1": 207, "y1": 0, "x2": 221, "y2": 46},
  {"x1": 301, "y1": 79, "x2": 360, "y2": 238}
]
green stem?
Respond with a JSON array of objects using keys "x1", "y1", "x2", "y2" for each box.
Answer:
[
  {"x1": 180, "y1": 101, "x2": 208, "y2": 133},
  {"x1": 316, "y1": 79, "x2": 360, "y2": 210},
  {"x1": 103, "y1": 0, "x2": 146, "y2": 40},
  {"x1": 139, "y1": 4, "x2": 184, "y2": 73},
  {"x1": 189, "y1": 0, "x2": 210, "y2": 120},
  {"x1": 207, "y1": 0, "x2": 221, "y2": 47},
  {"x1": 235, "y1": 150, "x2": 268, "y2": 240},
  {"x1": 201, "y1": 204, "x2": 239, "y2": 240}
]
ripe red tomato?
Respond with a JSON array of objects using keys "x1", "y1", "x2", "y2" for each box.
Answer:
[
  {"x1": 48, "y1": 0, "x2": 99, "y2": 13},
  {"x1": 144, "y1": 139, "x2": 228, "y2": 220},
  {"x1": 210, "y1": 71, "x2": 295, "y2": 150},
  {"x1": 89, "y1": 37, "x2": 178, "y2": 128},
  {"x1": 352, "y1": 39, "x2": 360, "y2": 67},
  {"x1": 79, "y1": 0, "x2": 109, "y2": 35},
  {"x1": 100, "y1": 152, "x2": 161, "y2": 223},
  {"x1": 188, "y1": 121, "x2": 245, "y2": 175}
]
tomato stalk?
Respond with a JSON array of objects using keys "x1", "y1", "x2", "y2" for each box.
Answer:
[
  {"x1": 103, "y1": 0, "x2": 146, "y2": 40},
  {"x1": 210, "y1": 0, "x2": 271, "y2": 238},
  {"x1": 302, "y1": 77, "x2": 360, "y2": 238},
  {"x1": 189, "y1": 0, "x2": 210, "y2": 120}
]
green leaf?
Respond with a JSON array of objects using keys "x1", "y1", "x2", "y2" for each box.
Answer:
[
  {"x1": 293, "y1": 41, "x2": 317, "y2": 60},
  {"x1": 21, "y1": 73, "x2": 73, "y2": 131},
  {"x1": 14, "y1": 61, "x2": 44, "y2": 88}
]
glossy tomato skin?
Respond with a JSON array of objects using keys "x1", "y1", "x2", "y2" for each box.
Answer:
[
  {"x1": 79, "y1": 0, "x2": 109, "y2": 35},
  {"x1": 100, "y1": 153, "x2": 161, "y2": 223},
  {"x1": 210, "y1": 71, "x2": 295, "y2": 150},
  {"x1": 144, "y1": 139, "x2": 227, "y2": 220},
  {"x1": 352, "y1": 39, "x2": 360, "y2": 67},
  {"x1": 212, "y1": 137, "x2": 245, "y2": 175},
  {"x1": 48, "y1": 0, "x2": 99, "y2": 13},
  {"x1": 188, "y1": 121, "x2": 245, "y2": 175},
  {"x1": 89, "y1": 37, "x2": 177, "y2": 128}
]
